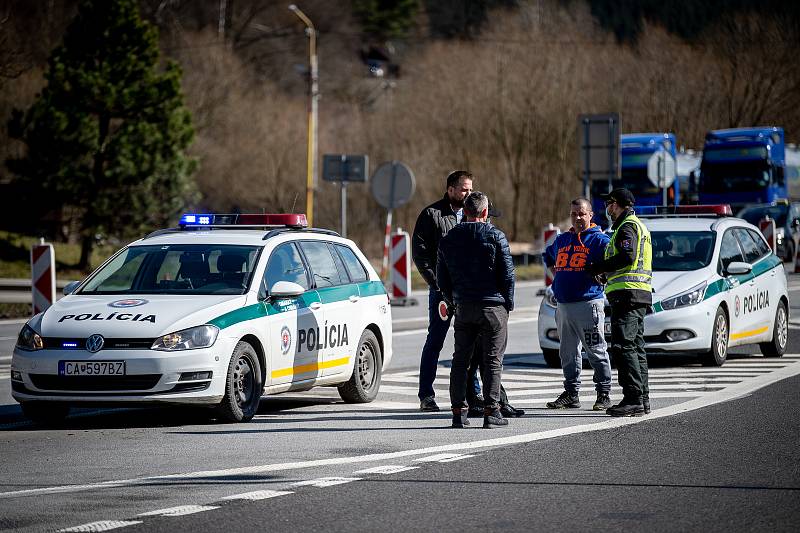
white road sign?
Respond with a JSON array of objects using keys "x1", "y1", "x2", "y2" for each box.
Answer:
[{"x1": 647, "y1": 151, "x2": 676, "y2": 188}]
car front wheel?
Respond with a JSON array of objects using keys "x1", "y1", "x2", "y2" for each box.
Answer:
[
  {"x1": 338, "y1": 330, "x2": 382, "y2": 403},
  {"x1": 542, "y1": 348, "x2": 561, "y2": 369},
  {"x1": 703, "y1": 307, "x2": 728, "y2": 366},
  {"x1": 216, "y1": 341, "x2": 262, "y2": 422}
]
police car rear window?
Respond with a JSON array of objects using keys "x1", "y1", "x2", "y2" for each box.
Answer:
[
  {"x1": 79, "y1": 244, "x2": 261, "y2": 295},
  {"x1": 651, "y1": 231, "x2": 715, "y2": 271}
]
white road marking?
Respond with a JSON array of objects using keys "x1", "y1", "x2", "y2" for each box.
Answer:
[
  {"x1": 391, "y1": 306, "x2": 538, "y2": 325},
  {"x1": 413, "y1": 453, "x2": 467, "y2": 462},
  {"x1": 292, "y1": 477, "x2": 361, "y2": 488},
  {"x1": 57, "y1": 520, "x2": 143, "y2": 532},
  {"x1": 137, "y1": 505, "x2": 219, "y2": 517},
  {"x1": 219, "y1": 490, "x2": 293, "y2": 501},
  {"x1": 394, "y1": 316, "x2": 537, "y2": 336},
  {"x1": 438, "y1": 454, "x2": 477, "y2": 463},
  {"x1": 1, "y1": 355, "x2": 798, "y2": 501},
  {"x1": 353, "y1": 465, "x2": 419, "y2": 475},
  {"x1": 0, "y1": 335, "x2": 17, "y2": 341}
]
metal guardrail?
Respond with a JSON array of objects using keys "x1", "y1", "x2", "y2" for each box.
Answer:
[{"x1": 0, "y1": 278, "x2": 70, "y2": 291}]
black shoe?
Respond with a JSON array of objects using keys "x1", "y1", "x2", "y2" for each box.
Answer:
[
  {"x1": 593, "y1": 393, "x2": 612, "y2": 411},
  {"x1": 606, "y1": 401, "x2": 644, "y2": 417},
  {"x1": 452, "y1": 409, "x2": 470, "y2": 428},
  {"x1": 643, "y1": 399, "x2": 651, "y2": 414},
  {"x1": 483, "y1": 409, "x2": 509, "y2": 428},
  {"x1": 420, "y1": 396, "x2": 440, "y2": 412},
  {"x1": 500, "y1": 404, "x2": 525, "y2": 418},
  {"x1": 546, "y1": 391, "x2": 581, "y2": 409}
]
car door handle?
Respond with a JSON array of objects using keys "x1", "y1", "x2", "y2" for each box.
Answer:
[
  {"x1": 349, "y1": 295, "x2": 360, "y2": 303},
  {"x1": 310, "y1": 302, "x2": 323, "y2": 310}
]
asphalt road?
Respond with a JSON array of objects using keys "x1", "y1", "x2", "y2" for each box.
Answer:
[{"x1": 0, "y1": 278, "x2": 798, "y2": 532}]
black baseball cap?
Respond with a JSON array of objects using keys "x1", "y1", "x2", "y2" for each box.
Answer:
[
  {"x1": 599, "y1": 188, "x2": 635, "y2": 207},
  {"x1": 488, "y1": 199, "x2": 502, "y2": 218}
]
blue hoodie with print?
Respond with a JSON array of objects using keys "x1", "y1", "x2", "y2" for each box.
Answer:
[{"x1": 544, "y1": 224, "x2": 609, "y2": 303}]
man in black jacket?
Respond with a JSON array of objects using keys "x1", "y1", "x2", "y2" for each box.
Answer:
[
  {"x1": 437, "y1": 191, "x2": 516, "y2": 428},
  {"x1": 412, "y1": 170, "x2": 473, "y2": 412}
]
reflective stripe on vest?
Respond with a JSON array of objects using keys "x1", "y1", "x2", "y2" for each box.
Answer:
[{"x1": 605, "y1": 214, "x2": 653, "y2": 294}]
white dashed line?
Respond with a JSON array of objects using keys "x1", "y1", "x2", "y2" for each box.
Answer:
[
  {"x1": 292, "y1": 477, "x2": 361, "y2": 488},
  {"x1": 137, "y1": 505, "x2": 219, "y2": 517},
  {"x1": 58, "y1": 520, "x2": 143, "y2": 532},
  {"x1": 219, "y1": 489, "x2": 294, "y2": 501},
  {"x1": 353, "y1": 465, "x2": 419, "y2": 475}
]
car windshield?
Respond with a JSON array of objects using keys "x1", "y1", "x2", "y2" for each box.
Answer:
[
  {"x1": 699, "y1": 160, "x2": 770, "y2": 193},
  {"x1": 78, "y1": 244, "x2": 262, "y2": 295},
  {"x1": 738, "y1": 205, "x2": 788, "y2": 226},
  {"x1": 650, "y1": 231, "x2": 716, "y2": 272}
]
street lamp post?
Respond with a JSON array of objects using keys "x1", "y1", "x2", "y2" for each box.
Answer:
[{"x1": 289, "y1": 4, "x2": 318, "y2": 227}]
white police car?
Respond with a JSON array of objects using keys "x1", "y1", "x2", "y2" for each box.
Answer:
[
  {"x1": 538, "y1": 205, "x2": 789, "y2": 367},
  {"x1": 11, "y1": 214, "x2": 392, "y2": 423}
]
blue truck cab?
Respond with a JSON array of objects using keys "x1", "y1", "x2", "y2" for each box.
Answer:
[{"x1": 699, "y1": 127, "x2": 786, "y2": 210}]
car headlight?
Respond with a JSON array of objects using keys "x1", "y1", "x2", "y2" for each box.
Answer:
[
  {"x1": 151, "y1": 325, "x2": 219, "y2": 351},
  {"x1": 544, "y1": 288, "x2": 558, "y2": 308},
  {"x1": 16, "y1": 324, "x2": 44, "y2": 351},
  {"x1": 660, "y1": 281, "x2": 707, "y2": 311}
]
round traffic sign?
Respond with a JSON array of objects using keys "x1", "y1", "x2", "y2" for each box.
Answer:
[{"x1": 371, "y1": 161, "x2": 415, "y2": 209}]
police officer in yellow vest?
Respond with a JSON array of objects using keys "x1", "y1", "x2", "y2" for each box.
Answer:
[{"x1": 588, "y1": 188, "x2": 653, "y2": 417}]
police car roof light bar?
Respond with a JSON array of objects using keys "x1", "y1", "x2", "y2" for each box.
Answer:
[
  {"x1": 179, "y1": 213, "x2": 308, "y2": 229},
  {"x1": 636, "y1": 204, "x2": 732, "y2": 218}
]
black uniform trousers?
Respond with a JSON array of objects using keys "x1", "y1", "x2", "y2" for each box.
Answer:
[{"x1": 609, "y1": 302, "x2": 650, "y2": 403}]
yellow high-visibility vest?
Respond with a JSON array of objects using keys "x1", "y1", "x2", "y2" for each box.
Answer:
[{"x1": 605, "y1": 213, "x2": 652, "y2": 294}]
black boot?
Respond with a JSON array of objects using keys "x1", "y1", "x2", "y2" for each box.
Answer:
[
  {"x1": 483, "y1": 408, "x2": 509, "y2": 428},
  {"x1": 452, "y1": 408, "x2": 470, "y2": 428}
]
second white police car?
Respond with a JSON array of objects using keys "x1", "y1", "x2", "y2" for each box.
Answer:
[
  {"x1": 538, "y1": 205, "x2": 789, "y2": 367},
  {"x1": 11, "y1": 214, "x2": 392, "y2": 423}
]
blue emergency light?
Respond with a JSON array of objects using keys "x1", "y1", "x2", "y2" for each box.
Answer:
[{"x1": 179, "y1": 213, "x2": 308, "y2": 229}]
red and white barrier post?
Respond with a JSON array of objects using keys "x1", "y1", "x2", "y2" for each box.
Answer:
[
  {"x1": 31, "y1": 241, "x2": 56, "y2": 315},
  {"x1": 543, "y1": 223, "x2": 560, "y2": 287},
  {"x1": 758, "y1": 216, "x2": 776, "y2": 252},
  {"x1": 380, "y1": 209, "x2": 393, "y2": 281},
  {"x1": 390, "y1": 228, "x2": 412, "y2": 305}
]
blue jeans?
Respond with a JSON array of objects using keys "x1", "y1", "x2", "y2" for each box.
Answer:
[{"x1": 418, "y1": 288, "x2": 480, "y2": 400}]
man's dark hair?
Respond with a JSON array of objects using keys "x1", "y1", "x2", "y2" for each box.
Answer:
[
  {"x1": 464, "y1": 191, "x2": 489, "y2": 218},
  {"x1": 446, "y1": 170, "x2": 473, "y2": 189},
  {"x1": 570, "y1": 197, "x2": 592, "y2": 211}
]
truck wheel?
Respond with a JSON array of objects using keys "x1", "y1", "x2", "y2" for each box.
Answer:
[
  {"x1": 702, "y1": 307, "x2": 728, "y2": 366},
  {"x1": 760, "y1": 301, "x2": 787, "y2": 357},
  {"x1": 542, "y1": 348, "x2": 561, "y2": 368},
  {"x1": 216, "y1": 341, "x2": 262, "y2": 422},
  {"x1": 21, "y1": 402, "x2": 70, "y2": 426},
  {"x1": 338, "y1": 330, "x2": 382, "y2": 403}
]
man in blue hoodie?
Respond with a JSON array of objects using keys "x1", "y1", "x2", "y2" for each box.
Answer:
[{"x1": 544, "y1": 198, "x2": 612, "y2": 411}]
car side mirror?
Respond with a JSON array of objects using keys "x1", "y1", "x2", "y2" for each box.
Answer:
[
  {"x1": 268, "y1": 281, "x2": 305, "y2": 298},
  {"x1": 63, "y1": 280, "x2": 81, "y2": 295},
  {"x1": 725, "y1": 261, "x2": 752, "y2": 276}
]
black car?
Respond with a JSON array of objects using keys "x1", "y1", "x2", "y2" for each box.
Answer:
[{"x1": 737, "y1": 201, "x2": 800, "y2": 261}]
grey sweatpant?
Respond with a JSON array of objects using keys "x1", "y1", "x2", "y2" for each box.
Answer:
[{"x1": 555, "y1": 298, "x2": 612, "y2": 394}]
